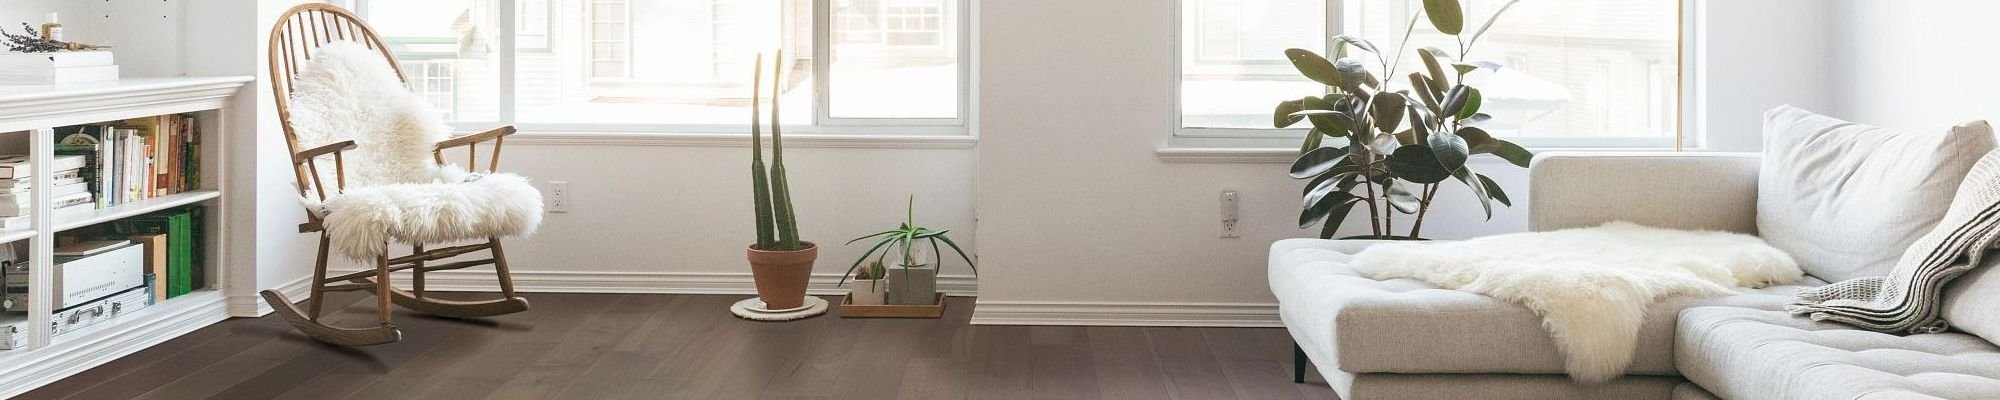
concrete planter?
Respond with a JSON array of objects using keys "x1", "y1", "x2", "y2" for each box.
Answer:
[
  {"x1": 848, "y1": 278, "x2": 889, "y2": 305},
  {"x1": 888, "y1": 264, "x2": 939, "y2": 305}
]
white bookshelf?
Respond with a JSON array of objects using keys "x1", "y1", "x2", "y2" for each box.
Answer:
[{"x1": 0, "y1": 76, "x2": 249, "y2": 396}]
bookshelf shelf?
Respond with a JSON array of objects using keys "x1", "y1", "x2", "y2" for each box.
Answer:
[
  {"x1": 0, "y1": 75, "x2": 248, "y2": 398},
  {"x1": 0, "y1": 228, "x2": 36, "y2": 244},
  {"x1": 53, "y1": 190, "x2": 220, "y2": 232},
  {"x1": 0, "y1": 77, "x2": 252, "y2": 134}
]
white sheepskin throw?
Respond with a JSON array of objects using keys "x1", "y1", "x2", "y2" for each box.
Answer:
[
  {"x1": 313, "y1": 167, "x2": 543, "y2": 260},
  {"x1": 1350, "y1": 221, "x2": 1803, "y2": 383},
  {"x1": 289, "y1": 41, "x2": 543, "y2": 260},
  {"x1": 287, "y1": 41, "x2": 447, "y2": 187}
]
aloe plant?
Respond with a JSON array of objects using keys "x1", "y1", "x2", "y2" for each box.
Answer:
[
  {"x1": 1280, "y1": 0, "x2": 1532, "y2": 240},
  {"x1": 751, "y1": 51, "x2": 805, "y2": 251},
  {"x1": 841, "y1": 196, "x2": 976, "y2": 285}
]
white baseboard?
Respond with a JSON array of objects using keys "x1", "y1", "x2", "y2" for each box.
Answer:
[
  {"x1": 324, "y1": 270, "x2": 978, "y2": 296},
  {"x1": 969, "y1": 301, "x2": 1281, "y2": 327},
  {"x1": 226, "y1": 276, "x2": 313, "y2": 317},
  {"x1": 0, "y1": 291, "x2": 231, "y2": 399}
]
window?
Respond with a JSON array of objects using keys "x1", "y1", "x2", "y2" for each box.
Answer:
[
  {"x1": 1177, "y1": 0, "x2": 1682, "y2": 147},
  {"x1": 354, "y1": 0, "x2": 966, "y2": 134},
  {"x1": 404, "y1": 60, "x2": 460, "y2": 120}
]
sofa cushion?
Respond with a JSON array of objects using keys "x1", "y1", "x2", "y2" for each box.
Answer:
[
  {"x1": 1269, "y1": 238, "x2": 1822, "y2": 375},
  {"x1": 1757, "y1": 105, "x2": 1996, "y2": 282},
  {"x1": 1944, "y1": 258, "x2": 2000, "y2": 343},
  {"x1": 1677, "y1": 307, "x2": 2000, "y2": 400}
]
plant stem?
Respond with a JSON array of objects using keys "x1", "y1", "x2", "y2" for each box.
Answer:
[
  {"x1": 1408, "y1": 183, "x2": 1440, "y2": 238},
  {"x1": 1361, "y1": 155, "x2": 1383, "y2": 237}
]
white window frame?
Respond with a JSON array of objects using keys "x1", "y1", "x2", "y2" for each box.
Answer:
[
  {"x1": 1167, "y1": 0, "x2": 1696, "y2": 151},
  {"x1": 352, "y1": 0, "x2": 975, "y2": 142}
]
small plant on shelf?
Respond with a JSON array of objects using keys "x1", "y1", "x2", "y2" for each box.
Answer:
[
  {"x1": 842, "y1": 196, "x2": 974, "y2": 306},
  {"x1": 2, "y1": 23, "x2": 107, "y2": 53}
]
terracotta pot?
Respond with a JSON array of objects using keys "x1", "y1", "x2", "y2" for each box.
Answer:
[{"x1": 747, "y1": 242, "x2": 819, "y2": 310}]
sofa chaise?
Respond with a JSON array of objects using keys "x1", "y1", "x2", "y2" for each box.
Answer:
[{"x1": 1270, "y1": 107, "x2": 2000, "y2": 400}]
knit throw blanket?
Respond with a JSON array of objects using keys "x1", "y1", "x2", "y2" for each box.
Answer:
[{"x1": 1789, "y1": 151, "x2": 2000, "y2": 334}]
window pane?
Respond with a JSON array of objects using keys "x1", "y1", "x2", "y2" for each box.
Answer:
[
  {"x1": 828, "y1": 0, "x2": 958, "y2": 119},
  {"x1": 1179, "y1": 0, "x2": 1327, "y2": 129},
  {"x1": 1353, "y1": 0, "x2": 1677, "y2": 138},
  {"x1": 515, "y1": 0, "x2": 814, "y2": 125},
  {"x1": 365, "y1": 0, "x2": 503, "y2": 122}
]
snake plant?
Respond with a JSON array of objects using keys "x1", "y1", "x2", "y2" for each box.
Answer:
[
  {"x1": 841, "y1": 196, "x2": 976, "y2": 285},
  {"x1": 751, "y1": 51, "x2": 805, "y2": 251}
]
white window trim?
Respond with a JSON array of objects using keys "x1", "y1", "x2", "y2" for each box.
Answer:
[
  {"x1": 1161, "y1": 0, "x2": 1700, "y2": 162},
  {"x1": 352, "y1": 0, "x2": 976, "y2": 146}
]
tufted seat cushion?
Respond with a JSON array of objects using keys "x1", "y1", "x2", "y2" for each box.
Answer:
[
  {"x1": 1270, "y1": 238, "x2": 1823, "y2": 375},
  {"x1": 1677, "y1": 307, "x2": 2000, "y2": 400}
]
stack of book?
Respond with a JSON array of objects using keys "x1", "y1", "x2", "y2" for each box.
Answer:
[
  {"x1": 53, "y1": 114, "x2": 202, "y2": 210},
  {"x1": 0, "y1": 154, "x2": 92, "y2": 229},
  {"x1": 0, "y1": 51, "x2": 118, "y2": 85}
]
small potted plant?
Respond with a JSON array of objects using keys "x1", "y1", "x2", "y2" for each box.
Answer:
[
  {"x1": 742, "y1": 51, "x2": 819, "y2": 317},
  {"x1": 847, "y1": 261, "x2": 889, "y2": 306},
  {"x1": 843, "y1": 196, "x2": 975, "y2": 306}
]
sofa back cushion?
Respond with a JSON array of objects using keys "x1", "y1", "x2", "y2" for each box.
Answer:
[
  {"x1": 1943, "y1": 256, "x2": 2000, "y2": 342},
  {"x1": 1757, "y1": 105, "x2": 1996, "y2": 282}
]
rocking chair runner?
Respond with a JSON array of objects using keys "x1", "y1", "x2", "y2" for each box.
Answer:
[{"x1": 258, "y1": 3, "x2": 530, "y2": 346}]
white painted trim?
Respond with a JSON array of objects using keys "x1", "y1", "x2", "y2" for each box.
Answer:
[
  {"x1": 328, "y1": 270, "x2": 979, "y2": 296},
  {"x1": 505, "y1": 131, "x2": 979, "y2": 149},
  {"x1": 1156, "y1": 147, "x2": 1298, "y2": 163},
  {"x1": 970, "y1": 300, "x2": 1280, "y2": 327},
  {"x1": 0, "y1": 76, "x2": 254, "y2": 133},
  {"x1": 0, "y1": 291, "x2": 232, "y2": 399},
  {"x1": 1159, "y1": 148, "x2": 1545, "y2": 164},
  {"x1": 226, "y1": 275, "x2": 314, "y2": 318}
]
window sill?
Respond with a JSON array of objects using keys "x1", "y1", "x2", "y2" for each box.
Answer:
[
  {"x1": 1156, "y1": 146, "x2": 1707, "y2": 164},
  {"x1": 502, "y1": 131, "x2": 979, "y2": 149}
]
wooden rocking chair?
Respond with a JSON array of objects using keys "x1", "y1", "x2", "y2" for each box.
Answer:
[{"x1": 258, "y1": 3, "x2": 529, "y2": 346}]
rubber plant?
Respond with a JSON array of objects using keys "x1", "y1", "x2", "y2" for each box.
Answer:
[{"x1": 1280, "y1": 0, "x2": 1533, "y2": 240}]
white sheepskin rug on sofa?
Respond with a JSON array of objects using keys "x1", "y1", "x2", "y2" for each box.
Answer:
[
  {"x1": 289, "y1": 41, "x2": 543, "y2": 260},
  {"x1": 1350, "y1": 221, "x2": 1802, "y2": 383}
]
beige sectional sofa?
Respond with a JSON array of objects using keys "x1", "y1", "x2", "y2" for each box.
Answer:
[{"x1": 1272, "y1": 148, "x2": 2000, "y2": 399}]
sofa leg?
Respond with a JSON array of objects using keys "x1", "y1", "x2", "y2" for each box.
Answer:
[{"x1": 1293, "y1": 342, "x2": 1307, "y2": 383}]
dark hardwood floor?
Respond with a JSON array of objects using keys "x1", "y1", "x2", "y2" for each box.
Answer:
[{"x1": 19, "y1": 292, "x2": 1338, "y2": 400}]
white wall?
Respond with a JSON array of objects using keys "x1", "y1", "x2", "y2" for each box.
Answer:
[
  {"x1": 6, "y1": 0, "x2": 1847, "y2": 325},
  {"x1": 1826, "y1": 1, "x2": 2000, "y2": 132},
  {"x1": 1694, "y1": 0, "x2": 1832, "y2": 151},
  {"x1": 966, "y1": 0, "x2": 1836, "y2": 325}
]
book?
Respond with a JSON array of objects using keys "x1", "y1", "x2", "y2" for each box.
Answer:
[
  {"x1": 54, "y1": 240, "x2": 130, "y2": 257},
  {"x1": 0, "y1": 154, "x2": 87, "y2": 179},
  {"x1": 0, "y1": 191, "x2": 90, "y2": 216},
  {"x1": 115, "y1": 208, "x2": 199, "y2": 297},
  {"x1": 0, "y1": 64, "x2": 119, "y2": 85},
  {"x1": 0, "y1": 182, "x2": 89, "y2": 203},
  {"x1": 129, "y1": 234, "x2": 168, "y2": 302},
  {"x1": 0, "y1": 51, "x2": 113, "y2": 68},
  {"x1": 55, "y1": 126, "x2": 104, "y2": 205}
]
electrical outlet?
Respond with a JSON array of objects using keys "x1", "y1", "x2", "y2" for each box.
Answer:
[
  {"x1": 548, "y1": 181, "x2": 569, "y2": 213},
  {"x1": 1220, "y1": 190, "x2": 1240, "y2": 238}
]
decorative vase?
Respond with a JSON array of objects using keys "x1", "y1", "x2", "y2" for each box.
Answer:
[
  {"x1": 848, "y1": 278, "x2": 888, "y2": 305},
  {"x1": 747, "y1": 242, "x2": 818, "y2": 310},
  {"x1": 888, "y1": 263, "x2": 938, "y2": 305}
]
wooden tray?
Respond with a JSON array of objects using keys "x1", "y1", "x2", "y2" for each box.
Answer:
[{"x1": 839, "y1": 293, "x2": 946, "y2": 318}]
